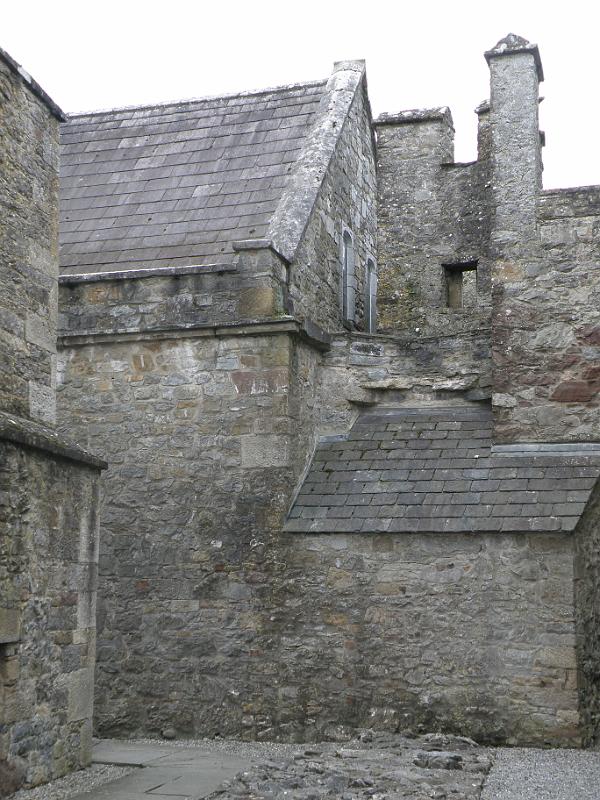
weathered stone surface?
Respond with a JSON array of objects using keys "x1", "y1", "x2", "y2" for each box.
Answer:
[
  {"x1": 212, "y1": 731, "x2": 491, "y2": 799},
  {"x1": 574, "y1": 480, "x2": 600, "y2": 746},
  {"x1": 0, "y1": 49, "x2": 103, "y2": 792},
  {"x1": 56, "y1": 330, "x2": 321, "y2": 741},
  {"x1": 284, "y1": 64, "x2": 377, "y2": 333},
  {"x1": 0, "y1": 53, "x2": 60, "y2": 423},
  {"x1": 0, "y1": 437, "x2": 101, "y2": 786}
]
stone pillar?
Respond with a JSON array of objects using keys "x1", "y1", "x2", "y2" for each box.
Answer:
[
  {"x1": 486, "y1": 33, "x2": 543, "y2": 260},
  {"x1": 486, "y1": 35, "x2": 544, "y2": 441}
]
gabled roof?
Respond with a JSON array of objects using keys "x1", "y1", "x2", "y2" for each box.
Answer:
[
  {"x1": 59, "y1": 81, "x2": 326, "y2": 274},
  {"x1": 286, "y1": 405, "x2": 600, "y2": 533}
]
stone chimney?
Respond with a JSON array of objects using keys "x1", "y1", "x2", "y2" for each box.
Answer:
[{"x1": 486, "y1": 35, "x2": 545, "y2": 441}]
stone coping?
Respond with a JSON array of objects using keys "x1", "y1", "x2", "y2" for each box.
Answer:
[
  {"x1": 268, "y1": 60, "x2": 367, "y2": 263},
  {"x1": 0, "y1": 47, "x2": 66, "y2": 120},
  {"x1": 59, "y1": 316, "x2": 332, "y2": 351},
  {"x1": 374, "y1": 107, "x2": 454, "y2": 128},
  {"x1": 0, "y1": 411, "x2": 107, "y2": 469},
  {"x1": 59, "y1": 263, "x2": 236, "y2": 285},
  {"x1": 484, "y1": 34, "x2": 544, "y2": 82}
]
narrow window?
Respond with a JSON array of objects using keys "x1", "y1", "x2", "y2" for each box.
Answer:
[
  {"x1": 341, "y1": 227, "x2": 355, "y2": 325},
  {"x1": 365, "y1": 257, "x2": 377, "y2": 333},
  {"x1": 443, "y1": 261, "x2": 478, "y2": 309}
]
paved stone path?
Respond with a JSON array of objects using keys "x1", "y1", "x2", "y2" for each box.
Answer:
[
  {"x1": 63, "y1": 736, "x2": 600, "y2": 800},
  {"x1": 70, "y1": 741, "x2": 253, "y2": 800}
]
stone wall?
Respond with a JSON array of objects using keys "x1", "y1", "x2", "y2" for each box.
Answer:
[
  {"x1": 574, "y1": 481, "x2": 600, "y2": 746},
  {"x1": 317, "y1": 330, "x2": 491, "y2": 435},
  {"x1": 375, "y1": 109, "x2": 491, "y2": 338},
  {"x1": 493, "y1": 186, "x2": 600, "y2": 442},
  {"x1": 285, "y1": 68, "x2": 377, "y2": 333},
  {"x1": 268, "y1": 530, "x2": 579, "y2": 746},
  {"x1": 0, "y1": 52, "x2": 62, "y2": 425},
  {"x1": 0, "y1": 419, "x2": 103, "y2": 789},
  {"x1": 56, "y1": 327, "x2": 322, "y2": 738},
  {"x1": 59, "y1": 244, "x2": 291, "y2": 341},
  {"x1": 0, "y1": 49, "x2": 104, "y2": 793}
]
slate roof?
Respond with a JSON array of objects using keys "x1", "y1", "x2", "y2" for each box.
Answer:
[
  {"x1": 59, "y1": 81, "x2": 326, "y2": 274},
  {"x1": 286, "y1": 405, "x2": 600, "y2": 534}
]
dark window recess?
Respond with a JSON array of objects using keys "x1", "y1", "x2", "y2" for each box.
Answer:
[
  {"x1": 365, "y1": 257, "x2": 377, "y2": 333},
  {"x1": 443, "y1": 261, "x2": 478, "y2": 309},
  {"x1": 341, "y1": 228, "x2": 356, "y2": 325}
]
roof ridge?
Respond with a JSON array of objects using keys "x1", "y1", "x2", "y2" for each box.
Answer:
[{"x1": 64, "y1": 78, "x2": 328, "y2": 120}]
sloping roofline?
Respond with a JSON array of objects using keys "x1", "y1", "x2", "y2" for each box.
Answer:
[
  {"x1": 0, "y1": 47, "x2": 66, "y2": 120},
  {"x1": 64, "y1": 78, "x2": 328, "y2": 120}
]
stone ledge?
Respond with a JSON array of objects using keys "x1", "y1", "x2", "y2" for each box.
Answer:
[
  {"x1": 59, "y1": 316, "x2": 331, "y2": 352},
  {"x1": 59, "y1": 263, "x2": 236, "y2": 284},
  {"x1": 0, "y1": 411, "x2": 107, "y2": 469}
]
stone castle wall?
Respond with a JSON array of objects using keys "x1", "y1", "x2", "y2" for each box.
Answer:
[
  {"x1": 58, "y1": 330, "x2": 296, "y2": 736},
  {"x1": 0, "y1": 427, "x2": 102, "y2": 787},
  {"x1": 493, "y1": 186, "x2": 600, "y2": 442},
  {"x1": 55, "y1": 60, "x2": 377, "y2": 740},
  {"x1": 40, "y1": 33, "x2": 600, "y2": 751},
  {"x1": 574, "y1": 481, "x2": 600, "y2": 746},
  {"x1": 0, "y1": 54, "x2": 61, "y2": 425},
  {"x1": 375, "y1": 110, "x2": 491, "y2": 338},
  {"x1": 269, "y1": 530, "x2": 579, "y2": 746},
  {"x1": 0, "y1": 50, "x2": 104, "y2": 792},
  {"x1": 317, "y1": 330, "x2": 491, "y2": 435},
  {"x1": 285, "y1": 70, "x2": 377, "y2": 332}
]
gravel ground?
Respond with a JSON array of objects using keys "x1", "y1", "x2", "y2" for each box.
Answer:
[
  {"x1": 9, "y1": 764, "x2": 135, "y2": 800},
  {"x1": 8, "y1": 736, "x2": 600, "y2": 799},
  {"x1": 481, "y1": 746, "x2": 600, "y2": 800}
]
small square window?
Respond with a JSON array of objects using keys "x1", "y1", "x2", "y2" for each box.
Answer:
[{"x1": 443, "y1": 261, "x2": 478, "y2": 309}]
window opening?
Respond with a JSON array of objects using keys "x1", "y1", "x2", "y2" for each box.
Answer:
[
  {"x1": 443, "y1": 261, "x2": 478, "y2": 309},
  {"x1": 341, "y1": 228, "x2": 355, "y2": 325},
  {"x1": 365, "y1": 257, "x2": 377, "y2": 333}
]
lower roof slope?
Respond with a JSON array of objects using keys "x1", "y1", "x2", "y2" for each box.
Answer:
[
  {"x1": 286, "y1": 405, "x2": 600, "y2": 533},
  {"x1": 59, "y1": 81, "x2": 326, "y2": 274}
]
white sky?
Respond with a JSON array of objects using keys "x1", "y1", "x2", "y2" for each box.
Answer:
[{"x1": 3, "y1": 0, "x2": 599, "y2": 189}]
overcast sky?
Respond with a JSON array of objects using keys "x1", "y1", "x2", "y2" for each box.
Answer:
[{"x1": 3, "y1": 1, "x2": 599, "y2": 189}]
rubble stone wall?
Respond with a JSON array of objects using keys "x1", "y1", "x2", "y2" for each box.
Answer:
[
  {"x1": 317, "y1": 330, "x2": 491, "y2": 435},
  {"x1": 0, "y1": 50, "x2": 104, "y2": 792},
  {"x1": 286, "y1": 78, "x2": 377, "y2": 333},
  {"x1": 0, "y1": 55, "x2": 60, "y2": 425},
  {"x1": 56, "y1": 329, "x2": 321, "y2": 738},
  {"x1": 271, "y1": 530, "x2": 579, "y2": 746},
  {"x1": 574, "y1": 481, "x2": 600, "y2": 746},
  {"x1": 493, "y1": 187, "x2": 600, "y2": 442},
  {"x1": 0, "y1": 429, "x2": 102, "y2": 787},
  {"x1": 375, "y1": 113, "x2": 491, "y2": 338}
]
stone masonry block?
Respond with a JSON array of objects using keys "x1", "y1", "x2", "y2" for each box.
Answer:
[{"x1": 241, "y1": 434, "x2": 289, "y2": 468}]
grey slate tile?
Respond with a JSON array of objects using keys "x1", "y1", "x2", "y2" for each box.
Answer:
[
  {"x1": 287, "y1": 406, "x2": 600, "y2": 536},
  {"x1": 60, "y1": 83, "x2": 325, "y2": 272}
]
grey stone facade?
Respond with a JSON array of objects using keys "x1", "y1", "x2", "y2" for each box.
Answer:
[
  {"x1": 2, "y1": 30, "x2": 600, "y2": 767},
  {"x1": 0, "y1": 49, "x2": 104, "y2": 793}
]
